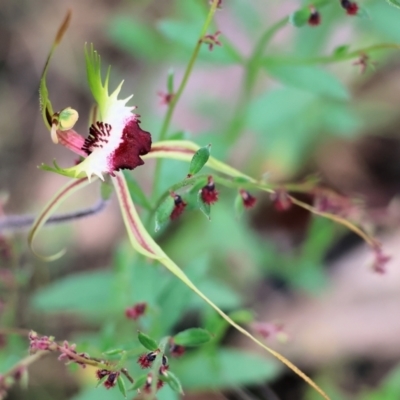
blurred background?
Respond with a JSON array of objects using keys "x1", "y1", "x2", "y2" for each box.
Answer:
[{"x1": 2, "y1": 0, "x2": 400, "y2": 399}]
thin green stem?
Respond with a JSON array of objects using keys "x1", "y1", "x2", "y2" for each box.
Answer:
[
  {"x1": 152, "y1": 0, "x2": 220, "y2": 198},
  {"x1": 262, "y1": 43, "x2": 400, "y2": 66}
]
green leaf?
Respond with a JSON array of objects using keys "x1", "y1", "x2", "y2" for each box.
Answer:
[
  {"x1": 188, "y1": 144, "x2": 211, "y2": 176},
  {"x1": 263, "y1": 61, "x2": 349, "y2": 100},
  {"x1": 123, "y1": 172, "x2": 152, "y2": 211},
  {"x1": 173, "y1": 348, "x2": 279, "y2": 390},
  {"x1": 173, "y1": 328, "x2": 212, "y2": 347},
  {"x1": 31, "y1": 270, "x2": 113, "y2": 316},
  {"x1": 289, "y1": 8, "x2": 310, "y2": 27},
  {"x1": 155, "y1": 195, "x2": 175, "y2": 232},
  {"x1": 108, "y1": 17, "x2": 167, "y2": 62},
  {"x1": 117, "y1": 375, "x2": 127, "y2": 398},
  {"x1": 387, "y1": 0, "x2": 400, "y2": 9},
  {"x1": 137, "y1": 331, "x2": 158, "y2": 351},
  {"x1": 95, "y1": 375, "x2": 109, "y2": 388},
  {"x1": 129, "y1": 374, "x2": 147, "y2": 391},
  {"x1": 103, "y1": 348, "x2": 124, "y2": 356},
  {"x1": 197, "y1": 192, "x2": 211, "y2": 220},
  {"x1": 163, "y1": 371, "x2": 183, "y2": 394},
  {"x1": 332, "y1": 45, "x2": 350, "y2": 56},
  {"x1": 234, "y1": 193, "x2": 244, "y2": 218}
]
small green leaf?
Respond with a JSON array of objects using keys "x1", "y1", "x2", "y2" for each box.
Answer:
[
  {"x1": 137, "y1": 331, "x2": 158, "y2": 351},
  {"x1": 387, "y1": 0, "x2": 400, "y2": 9},
  {"x1": 103, "y1": 348, "x2": 124, "y2": 356},
  {"x1": 188, "y1": 144, "x2": 211, "y2": 176},
  {"x1": 228, "y1": 309, "x2": 254, "y2": 324},
  {"x1": 173, "y1": 328, "x2": 212, "y2": 347},
  {"x1": 197, "y1": 192, "x2": 211, "y2": 220},
  {"x1": 167, "y1": 68, "x2": 174, "y2": 94},
  {"x1": 234, "y1": 193, "x2": 244, "y2": 218},
  {"x1": 117, "y1": 375, "x2": 127, "y2": 398},
  {"x1": 155, "y1": 195, "x2": 175, "y2": 232},
  {"x1": 332, "y1": 45, "x2": 349, "y2": 56},
  {"x1": 129, "y1": 374, "x2": 147, "y2": 391},
  {"x1": 289, "y1": 8, "x2": 310, "y2": 28},
  {"x1": 95, "y1": 374, "x2": 108, "y2": 388},
  {"x1": 164, "y1": 371, "x2": 184, "y2": 394}
]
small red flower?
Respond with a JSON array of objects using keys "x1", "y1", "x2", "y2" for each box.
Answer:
[
  {"x1": 202, "y1": 31, "x2": 222, "y2": 51},
  {"x1": 210, "y1": 0, "x2": 223, "y2": 8},
  {"x1": 158, "y1": 91, "x2": 174, "y2": 106},
  {"x1": 341, "y1": 0, "x2": 359, "y2": 15},
  {"x1": 157, "y1": 379, "x2": 165, "y2": 389},
  {"x1": 169, "y1": 343, "x2": 185, "y2": 358},
  {"x1": 96, "y1": 369, "x2": 110, "y2": 380},
  {"x1": 308, "y1": 8, "x2": 321, "y2": 26},
  {"x1": 138, "y1": 351, "x2": 157, "y2": 369},
  {"x1": 201, "y1": 176, "x2": 219, "y2": 205},
  {"x1": 125, "y1": 302, "x2": 147, "y2": 320},
  {"x1": 270, "y1": 189, "x2": 292, "y2": 211},
  {"x1": 104, "y1": 372, "x2": 119, "y2": 389},
  {"x1": 239, "y1": 189, "x2": 257, "y2": 209},
  {"x1": 353, "y1": 53, "x2": 377, "y2": 74},
  {"x1": 372, "y1": 244, "x2": 391, "y2": 274},
  {"x1": 143, "y1": 374, "x2": 153, "y2": 394},
  {"x1": 170, "y1": 194, "x2": 187, "y2": 220}
]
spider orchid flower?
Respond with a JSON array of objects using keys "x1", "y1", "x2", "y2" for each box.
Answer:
[{"x1": 28, "y1": 12, "x2": 330, "y2": 400}]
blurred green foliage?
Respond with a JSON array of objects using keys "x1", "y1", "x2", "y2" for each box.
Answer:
[{"x1": 3, "y1": 0, "x2": 400, "y2": 399}]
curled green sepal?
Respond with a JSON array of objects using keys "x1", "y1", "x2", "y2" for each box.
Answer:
[
  {"x1": 40, "y1": 161, "x2": 87, "y2": 179},
  {"x1": 111, "y1": 171, "x2": 330, "y2": 400},
  {"x1": 39, "y1": 10, "x2": 72, "y2": 131},
  {"x1": 28, "y1": 177, "x2": 93, "y2": 261}
]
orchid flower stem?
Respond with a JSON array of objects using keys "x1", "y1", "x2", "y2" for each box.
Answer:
[
  {"x1": 152, "y1": 0, "x2": 220, "y2": 199},
  {"x1": 0, "y1": 199, "x2": 108, "y2": 233}
]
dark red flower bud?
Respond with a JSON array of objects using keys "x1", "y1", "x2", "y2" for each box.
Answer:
[
  {"x1": 144, "y1": 374, "x2": 153, "y2": 394},
  {"x1": 201, "y1": 176, "x2": 219, "y2": 205},
  {"x1": 341, "y1": 0, "x2": 358, "y2": 15},
  {"x1": 239, "y1": 189, "x2": 257, "y2": 209},
  {"x1": 372, "y1": 244, "x2": 391, "y2": 274},
  {"x1": 125, "y1": 302, "x2": 147, "y2": 320},
  {"x1": 169, "y1": 343, "x2": 185, "y2": 357},
  {"x1": 104, "y1": 372, "x2": 119, "y2": 389},
  {"x1": 210, "y1": 0, "x2": 222, "y2": 8},
  {"x1": 308, "y1": 8, "x2": 321, "y2": 26},
  {"x1": 138, "y1": 351, "x2": 157, "y2": 369},
  {"x1": 157, "y1": 379, "x2": 165, "y2": 389},
  {"x1": 202, "y1": 31, "x2": 222, "y2": 51},
  {"x1": 270, "y1": 189, "x2": 292, "y2": 211},
  {"x1": 170, "y1": 194, "x2": 186, "y2": 220},
  {"x1": 96, "y1": 369, "x2": 110, "y2": 380},
  {"x1": 158, "y1": 92, "x2": 174, "y2": 106}
]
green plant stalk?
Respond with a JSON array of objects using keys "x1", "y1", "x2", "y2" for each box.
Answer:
[
  {"x1": 152, "y1": 0, "x2": 220, "y2": 199},
  {"x1": 263, "y1": 43, "x2": 400, "y2": 66},
  {"x1": 147, "y1": 337, "x2": 169, "y2": 398}
]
